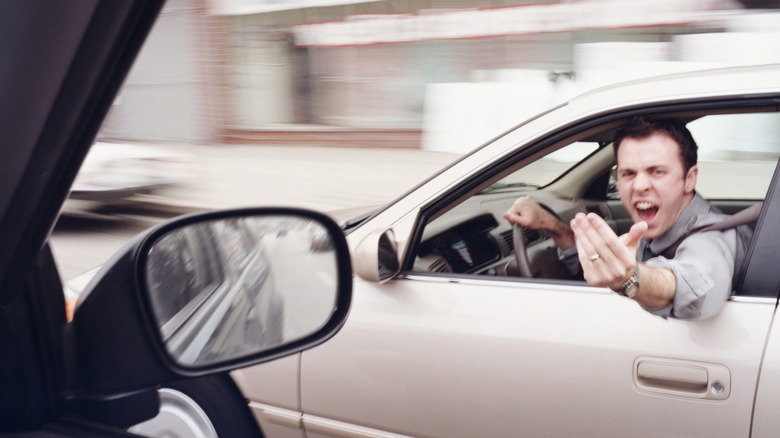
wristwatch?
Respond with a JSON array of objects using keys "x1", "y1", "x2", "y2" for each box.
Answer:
[{"x1": 616, "y1": 264, "x2": 640, "y2": 298}]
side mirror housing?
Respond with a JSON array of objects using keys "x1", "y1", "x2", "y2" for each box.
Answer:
[
  {"x1": 70, "y1": 207, "x2": 352, "y2": 397},
  {"x1": 353, "y1": 228, "x2": 400, "y2": 284}
]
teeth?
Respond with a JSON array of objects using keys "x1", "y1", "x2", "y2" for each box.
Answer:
[{"x1": 636, "y1": 202, "x2": 654, "y2": 210}]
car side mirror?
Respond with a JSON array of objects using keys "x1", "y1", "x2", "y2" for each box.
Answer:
[
  {"x1": 353, "y1": 228, "x2": 400, "y2": 283},
  {"x1": 70, "y1": 207, "x2": 352, "y2": 395},
  {"x1": 144, "y1": 213, "x2": 347, "y2": 369}
]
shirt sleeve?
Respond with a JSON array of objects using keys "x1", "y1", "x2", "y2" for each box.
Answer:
[
  {"x1": 557, "y1": 245, "x2": 581, "y2": 277},
  {"x1": 642, "y1": 229, "x2": 737, "y2": 320}
]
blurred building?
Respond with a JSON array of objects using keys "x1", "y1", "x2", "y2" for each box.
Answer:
[{"x1": 99, "y1": 0, "x2": 780, "y2": 150}]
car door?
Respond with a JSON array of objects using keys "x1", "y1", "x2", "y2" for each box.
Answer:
[{"x1": 295, "y1": 107, "x2": 780, "y2": 438}]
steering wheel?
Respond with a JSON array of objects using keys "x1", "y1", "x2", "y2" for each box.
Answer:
[{"x1": 512, "y1": 224, "x2": 534, "y2": 277}]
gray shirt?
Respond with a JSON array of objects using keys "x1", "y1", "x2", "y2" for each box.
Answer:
[{"x1": 560, "y1": 193, "x2": 753, "y2": 320}]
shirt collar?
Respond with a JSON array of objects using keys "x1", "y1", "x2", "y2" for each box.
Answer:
[{"x1": 646, "y1": 193, "x2": 715, "y2": 256}]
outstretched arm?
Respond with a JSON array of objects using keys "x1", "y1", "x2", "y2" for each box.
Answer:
[{"x1": 570, "y1": 212, "x2": 675, "y2": 309}]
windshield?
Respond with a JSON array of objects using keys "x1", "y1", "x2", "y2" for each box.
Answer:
[{"x1": 480, "y1": 141, "x2": 600, "y2": 194}]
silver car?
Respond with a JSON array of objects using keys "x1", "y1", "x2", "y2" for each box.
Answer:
[
  {"x1": 63, "y1": 141, "x2": 189, "y2": 215},
  {"x1": 231, "y1": 64, "x2": 780, "y2": 438}
]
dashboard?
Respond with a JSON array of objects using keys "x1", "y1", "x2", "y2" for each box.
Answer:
[
  {"x1": 412, "y1": 190, "x2": 623, "y2": 277},
  {"x1": 417, "y1": 214, "x2": 503, "y2": 274}
]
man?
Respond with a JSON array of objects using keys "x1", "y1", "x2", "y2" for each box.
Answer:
[{"x1": 504, "y1": 116, "x2": 752, "y2": 320}]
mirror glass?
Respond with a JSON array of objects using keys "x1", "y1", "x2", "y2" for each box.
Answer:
[{"x1": 144, "y1": 214, "x2": 340, "y2": 368}]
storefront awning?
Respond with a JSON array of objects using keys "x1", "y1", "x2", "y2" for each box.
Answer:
[
  {"x1": 293, "y1": 0, "x2": 738, "y2": 47},
  {"x1": 213, "y1": 0, "x2": 381, "y2": 16}
]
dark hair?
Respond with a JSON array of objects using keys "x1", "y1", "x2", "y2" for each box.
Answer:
[{"x1": 613, "y1": 116, "x2": 698, "y2": 173}]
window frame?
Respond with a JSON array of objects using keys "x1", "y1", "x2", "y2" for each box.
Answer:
[{"x1": 402, "y1": 97, "x2": 780, "y2": 300}]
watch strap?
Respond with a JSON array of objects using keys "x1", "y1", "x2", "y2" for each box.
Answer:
[{"x1": 617, "y1": 263, "x2": 640, "y2": 298}]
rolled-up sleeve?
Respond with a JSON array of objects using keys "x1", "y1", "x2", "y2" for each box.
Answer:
[{"x1": 643, "y1": 229, "x2": 737, "y2": 320}]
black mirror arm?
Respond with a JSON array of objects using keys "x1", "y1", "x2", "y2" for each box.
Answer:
[{"x1": 70, "y1": 242, "x2": 180, "y2": 396}]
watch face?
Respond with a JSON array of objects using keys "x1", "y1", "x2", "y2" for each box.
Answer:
[
  {"x1": 620, "y1": 265, "x2": 640, "y2": 298},
  {"x1": 625, "y1": 282, "x2": 639, "y2": 298}
]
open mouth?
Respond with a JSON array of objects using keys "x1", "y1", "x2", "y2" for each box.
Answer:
[{"x1": 635, "y1": 201, "x2": 658, "y2": 222}]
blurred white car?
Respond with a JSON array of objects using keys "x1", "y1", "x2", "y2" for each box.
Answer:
[{"x1": 62, "y1": 141, "x2": 189, "y2": 214}]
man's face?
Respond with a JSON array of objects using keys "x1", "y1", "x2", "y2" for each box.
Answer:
[{"x1": 616, "y1": 132, "x2": 697, "y2": 240}]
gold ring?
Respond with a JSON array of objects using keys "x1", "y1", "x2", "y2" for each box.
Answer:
[{"x1": 588, "y1": 254, "x2": 601, "y2": 261}]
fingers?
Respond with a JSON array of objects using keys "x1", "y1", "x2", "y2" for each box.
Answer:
[
  {"x1": 571, "y1": 213, "x2": 623, "y2": 257},
  {"x1": 571, "y1": 213, "x2": 636, "y2": 288},
  {"x1": 572, "y1": 213, "x2": 614, "y2": 266},
  {"x1": 503, "y1": 196, "x2": 543, "y2": 229},
  {"x1": 620, "y1": 221, "x2": 648, "y2": 248},
  {"x1": 502, "y1": 197, "x2": 523, "y2": 224},
  {"x1": 502, "y1": 209, "x2": 522, "y2": 224}
]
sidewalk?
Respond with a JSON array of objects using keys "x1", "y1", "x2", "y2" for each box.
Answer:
[{"x1": 151, "y1": 143, "x2": 461, "y2": 214}]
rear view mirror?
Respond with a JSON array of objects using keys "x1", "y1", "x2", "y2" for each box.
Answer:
[{"x1": 144, "y1": 215, "x2": 340, "y2": 368}]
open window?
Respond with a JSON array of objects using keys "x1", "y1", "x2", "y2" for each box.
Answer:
[{"x1": 407, "y1": 108, "x2": 780, "y2": 286}]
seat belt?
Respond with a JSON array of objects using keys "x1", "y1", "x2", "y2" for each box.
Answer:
[
  {"x1": 662, "y1": 202, "x2": 762, "y2": 259},
  {"x1": 699, "y1": 202, "x2": 763, "y2": 232}
]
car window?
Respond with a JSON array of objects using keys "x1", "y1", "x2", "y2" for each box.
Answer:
[
  {"x1": 689, "y1": 113, "x2": 780, "y2": 200},
  {"x1": 480, "y1": 141, "x2": 600, "y2": 193},
  {"x1": 410, "y1": 110, "x2": 780, "y2": 285}
]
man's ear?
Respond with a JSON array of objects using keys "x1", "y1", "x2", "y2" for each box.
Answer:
[{"x1": 684, "y1": 164, "x2": 698, "y2": 193}]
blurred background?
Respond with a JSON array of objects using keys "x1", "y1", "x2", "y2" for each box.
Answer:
[
  {"x1": 54, "y1": 0, "x2": 780, "y2": 281},
  {"x1": 101, "y1": 0, "x2": 780, "y2": 152}
]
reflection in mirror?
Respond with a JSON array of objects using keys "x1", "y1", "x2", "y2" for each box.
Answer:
[
  {"x1": 144, "y1": 215, "x2": 339, "y2": 368},
  {"x1": 377, "y1": 231, "x2": 399, "y2": 281}
]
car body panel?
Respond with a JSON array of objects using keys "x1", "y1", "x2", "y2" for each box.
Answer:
[
  {"x1": 751, "y1": 309, "x2": 780, "y2": 438},
  {"x1": 232, "y1": 354, "x2": 301, "y2": 410},
  {"x1": 297, "y1": 281, "x2": 773, "y2": 437}
]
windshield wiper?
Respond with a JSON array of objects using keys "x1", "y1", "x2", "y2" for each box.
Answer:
[
  {"x1": 479, "y1": 182, "x2": 538, "y2": 194},
  {"x1": 341, "y1": 207, "x2": 383, "y2": 233}
]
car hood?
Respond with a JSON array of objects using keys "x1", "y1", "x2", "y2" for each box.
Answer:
[{"x1": 327, "y1": 204, "x2": 385, "y2": 228}]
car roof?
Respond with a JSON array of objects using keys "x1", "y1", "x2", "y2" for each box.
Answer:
[
  {"x1": 568, "y1": 63, "x2": 780, "y2": 111},
  {"x1": 557, "y1": 63, "x2": 780, "y2": 143}
]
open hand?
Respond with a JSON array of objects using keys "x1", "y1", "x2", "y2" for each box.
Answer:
[{"x1": 570, "y1": 212, "x2": 647, "y2": 289}]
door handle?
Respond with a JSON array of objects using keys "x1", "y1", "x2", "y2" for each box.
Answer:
[{"x1": 634, "y1": 357, "x2": 730, "y2": 400}]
